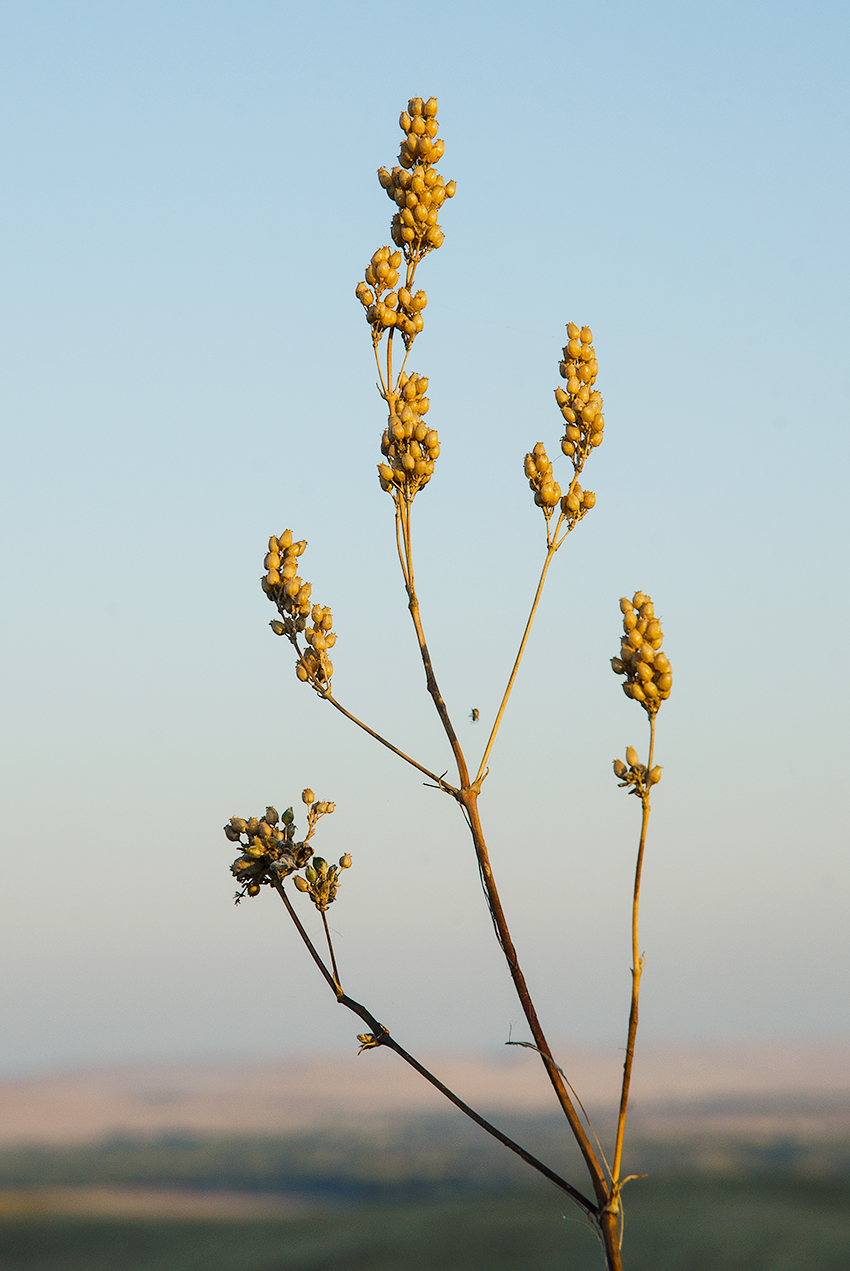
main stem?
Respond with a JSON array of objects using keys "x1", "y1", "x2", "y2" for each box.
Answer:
[{"x1": 611, "y1": 713, "x2": 656, "y2": 1186}]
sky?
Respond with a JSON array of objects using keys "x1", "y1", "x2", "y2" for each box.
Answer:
[{"x1": 1, "y1": 0, "x2": 848, "y2": 1078}]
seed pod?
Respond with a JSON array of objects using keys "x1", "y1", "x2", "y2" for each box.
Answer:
[
  {"x1": 648, "y1": 766, "x2": 662, "y2": 785},
  {"x1": 626, "y1": 746, "x2": 639, "y2": 767},
  {"x1": 340, "y1": 853, "x2": 353, "y2": 869},
  {"x1": 613, "y1": 758, "x2": 627, "y2": 778}
]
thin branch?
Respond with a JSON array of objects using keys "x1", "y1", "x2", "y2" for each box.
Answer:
[
  {"x1": 322, "y1": 691, "x2": 457, "y2": 796},
  {"x1": 273, "y1": 882, "x2": 338, "y2": 995},
  {"x1": 394, "y1": 503, "x2": 411, "y2": 591},
  {"x1": 474, "y1": 543, "x2": 557, "y2": 785},
  {"x1": 373, "y1": 341, "x2": 387, "y2": 395},
  {"x1": 612, "y1": 712, "x2": 656, "y2": 1185},
  {"x1": 321, "y1": 911, "x2": 341, "y2": 991}
]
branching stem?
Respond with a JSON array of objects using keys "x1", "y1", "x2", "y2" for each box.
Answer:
[{"x1": 272, "y1": 881, "x2": 597, "y2": 1216}]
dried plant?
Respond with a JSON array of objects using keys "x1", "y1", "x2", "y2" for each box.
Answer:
[{"x1": 224, "y1": 97, "x2": 672, "y2": 1270}]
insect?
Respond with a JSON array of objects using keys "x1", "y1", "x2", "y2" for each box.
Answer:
[{"x1": 470, "y1": 708, "x2": 479, "y2": 722}]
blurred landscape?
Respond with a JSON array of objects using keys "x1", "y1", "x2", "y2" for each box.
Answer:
[{"x1": 0, "y1": 1043, "x2": 847, "y2": 1268}]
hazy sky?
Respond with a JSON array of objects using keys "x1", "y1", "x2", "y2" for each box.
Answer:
[{"x1": 1, "y1": 0, "x2": 848, "y2": 1077}]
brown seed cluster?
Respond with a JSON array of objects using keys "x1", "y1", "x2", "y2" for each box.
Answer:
[
  {"x1": 356, "y1": 247, "x2": 426, "y2": 342},
  {"x1": 611, "y1": 592, "x2": 672, "y2": 715},
  {"x1": 293, "y1": 853, "x2": 352, "y2": 912},
  {"x1": 226, "y1": 797, "x2": 338, "y2": 901},
  {"x1": 613, "y1": 746, "x2": 662, "y2": 797},
  {"x1": 555, "y1": 324, "x2": 604, "y2": 476},
  {"x1": 262, "y1": 531, "x2": 336, "y2": 688},
  {"x1": 523, "y1": 442, "x2": 596, "y2": 525},
  {"x1": 355, "y1": 96, "x2": 455, "y2": 349},
  {"x1": 378, "y1": 372, "x2": 439, "y2": 498},
  {"x1": 226, "y1": 806, "x2": 310, "y2": 899}
]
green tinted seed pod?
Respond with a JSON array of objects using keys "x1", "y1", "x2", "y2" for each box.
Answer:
[{"x1": 613, "y1": 758, "x2": 627, "y2": 778}]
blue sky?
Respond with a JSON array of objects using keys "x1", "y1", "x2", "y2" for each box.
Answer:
[{"x1": 1, "y1": 0, "x2": 848, "y2": 1075}]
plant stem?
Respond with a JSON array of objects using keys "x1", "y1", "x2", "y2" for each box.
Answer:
[
  {"x1": 612, "y1": 712, "x2": 656, "y2": 1186},
  {"x1": 322, "y1": 691, "x2": 457, "y2": 795},
  {"x1": 474, "y1": 543, "x2": 557, "y2": 786},
  {"x1": 462, "y1": 795, "x2": 608, "y2": 1184},
  {"x1": 272, "y1": 882, "x2": 597, "y2": 1216},
  {"x1": 321, "y1": 910, "x2": 341, "y2": 990},
  {"x1": 399, "y1": 498, "x2": 470, "y2": 789}
]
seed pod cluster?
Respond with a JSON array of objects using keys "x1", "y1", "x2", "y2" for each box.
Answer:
[
  {"x1": 293, "y1": 853, "x2": 352, "y2": 912},
  {"x1": 555, "y1": 323, "x2": 604, "y2": 475},
  {"x1": 226, "y1": 806, "x2": 311, "y2": 899},
  {"x1": 356, "y1": 247, "x2": 425, "y2": 342},
  {"x1": 377, "y1": 97, "x2": 456, "y2": 263},
  {"x1": 612, "y1": 748, "x2": 662, "y2": 798},
  {"x1": 378, "y1": 371, "x2": 439, "y2": 499},
  {"x1": 611, "y1": 592, "x2": 672, "y2": 715},
  {"x1": 524, "y1": 442, "x2": 561, "y2": 517},
  {"x1": 226, "y1": 798, "x2": 337, "y2": 901},
  {"x1": 560, "y1": 480, "x2": 596, "y2": 526},
  {"x1": 262, "y1": 531, "x2": 336, "y2": 688}
]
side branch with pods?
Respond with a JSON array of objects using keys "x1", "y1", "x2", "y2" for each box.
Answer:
[{"x1": 224, "y1": 96, "x2": 674, "y2": 1271}]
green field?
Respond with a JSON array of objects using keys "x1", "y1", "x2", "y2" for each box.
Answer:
[{"x1": 1, "y1": 1177, "x2": 849, "y2": 1270}]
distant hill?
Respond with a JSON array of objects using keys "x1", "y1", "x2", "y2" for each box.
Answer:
[{"x1": 0, "y1": 1041, "x2": 847, "y2": 1146}]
